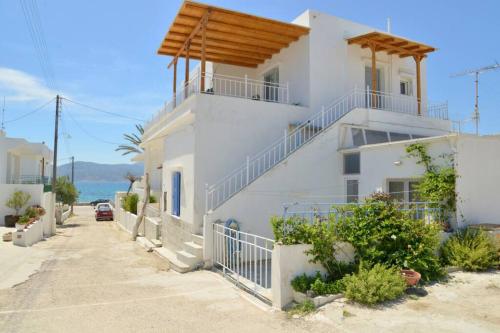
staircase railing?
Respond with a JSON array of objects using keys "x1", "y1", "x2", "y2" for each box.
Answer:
[{"x1": 205, "y1": 88, "x2": 448, "y2": 212}]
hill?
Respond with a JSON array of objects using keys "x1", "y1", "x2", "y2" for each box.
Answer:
[{"x1": 57, "y1": 161, "x2": 143, "y2": 182}]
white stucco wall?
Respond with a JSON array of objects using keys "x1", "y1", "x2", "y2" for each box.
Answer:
[{"x1": 0, "y1": 184, "x2": 44, "y2": 226}]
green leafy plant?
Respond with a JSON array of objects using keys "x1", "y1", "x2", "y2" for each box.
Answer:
[
  {"x1": 342, "y1": 264, "x2": 407, "y2": 305},
  {"x1": 17, "y1": 215, "x2": 30, "y2": 225},
  {"x1": 287, "y1": 300, "x2": 315, "y2": 316},
  {"x1": 116, "y1": 124, "x2": 144, "y2": 156},
  {"x1": 310, "y1": 277, "x2": 345, "y2": 296},
  {"x1": 406, "y1": 143, "x2": 457, "y2": 220},
  {"x1": 55, "y1": 177, "x2": 79, "y2": 205},
  {"x1": 6, "y1": 191, "x2": 31, "y2": 216},
  {"x1": 441, "y1": 227, "x2": 498, "y2": 271},
  {"x1": 270, "y1": 216, "x2": 312, "y2": 245},
  {"x1": 123, "y1": 194, "x2": 139, "y2": 215},
  {"x1": 335, "y1": 195, "x2": 444, "y2": 281},
  {"x1": 149, "y1": 195, "x2": 157, "y2": 204},
  {"x1": 25, "y1": 206, "x2": 38, "y2": 219},
  {"x1": 291, "y1": 272, "x2": 321, "y2": 293}
]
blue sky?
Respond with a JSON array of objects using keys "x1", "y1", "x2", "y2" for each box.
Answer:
[{"x1": 0, "y1": 0, "x2": 499, "y2": 164}]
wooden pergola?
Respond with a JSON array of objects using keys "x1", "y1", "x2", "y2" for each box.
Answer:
[
  {"x1": 347, "y1": 31, "x2": 436, "y2": 115},
  {"x1": 157, "y1": 1, "x2": 309, "y2": 99}
]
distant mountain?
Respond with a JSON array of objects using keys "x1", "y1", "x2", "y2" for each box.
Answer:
[{"x1": 58, "y1": 161, "x2": 143, "y2": 182}]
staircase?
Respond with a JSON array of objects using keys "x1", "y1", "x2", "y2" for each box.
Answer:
[
  {"x1": 205, "y1": 88, "x2": 364, "y2": 212},
  {"x1": 205, "y1": 88, "x2": 448, "y2": 212},
  {"x1": 153, "y1": 234, "x2": 204, "y2": 273}
]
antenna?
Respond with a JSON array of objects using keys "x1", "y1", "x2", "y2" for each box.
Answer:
[
  {"x1": 450, "y1": 61, "x2": 500, "y2": 135},
  {"x1": 1, "y1": 96, "x2": 5, "y2": 131}
]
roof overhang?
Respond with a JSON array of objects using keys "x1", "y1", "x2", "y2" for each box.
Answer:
[
  {"x1": 157, "y1": 1, "x2": 310, "y2": 68},
  {"x1": 347, "y1": 31, "x2": 436, "y2": 58}
]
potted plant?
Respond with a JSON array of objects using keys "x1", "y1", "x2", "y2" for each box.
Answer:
[
  {"x1": 401, "y1": 269, "x2": 421, "y2": 286},
  {"x1": 5, "y1": 191, "x2": 31, "y2": 227},
  {"x1": 16, "y1": 215, "x2": 30, "y2": 231}
]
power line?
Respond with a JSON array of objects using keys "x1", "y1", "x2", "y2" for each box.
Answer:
[
  {"x1": 19, "y1": 0, "x2": 57, "y2": 90},
  {"x1": 64, "y1": 106, "x2": 120, "y2": 145},
  {"x1": 4, "y1": 97, "x2": 55, "y2": 123},
  {"x1": 61, "y1": 97, "x2": 145, "y2": 122}
]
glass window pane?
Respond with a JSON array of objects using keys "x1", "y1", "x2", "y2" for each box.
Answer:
[
  {"x1": 388, "y1": 181, "x2": 405, "y2": 202},
  {"x1": 344, "y1": 153, "x2": 360, "y2": 174},
  {"x1": 351, "y1": 128, "x2": 365, "y2": 146},
  {"x1": 389, "y1": 132, "x2": 411, "y2": 142},
  {"x1": 365, "y1": 130, "x2": 389, "y2": 144},
  {"x1": 411, "y1": 134, "x2": 427, "y2": 139},
  {"x1": 346, "y1": 179, "x2": 359, "y2": 203}
]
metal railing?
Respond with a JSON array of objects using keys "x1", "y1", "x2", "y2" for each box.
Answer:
[
  {"x1": 283, "y1": 201, "x2": 443, "y2": 225},
  {"x1": 205, "y1": 88, "x2": 449, "y2": 213},
  {"x1": 7, "y1": 175, "x2": 51, "y2": 185},
  {"x1": 143, "y1": 72, "x2": 290, "y2": 135},
  {"x1": 213, "y1": 223, "x2": 274, "y2": 301}
]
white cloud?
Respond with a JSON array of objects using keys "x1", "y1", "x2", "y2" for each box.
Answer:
[{"x1": 0, "y1": 67, "x2": 56, "y2": 102}]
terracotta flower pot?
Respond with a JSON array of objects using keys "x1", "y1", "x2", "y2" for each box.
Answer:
[
  {"x1": 4, "y1": 215, "x2": 19, "y2": 228},
  {"x1": 401, "y1": 269, "x2": 421, "y2": 286}
]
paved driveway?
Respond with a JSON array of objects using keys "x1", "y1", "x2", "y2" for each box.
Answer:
[{"x1": 0, "y1": 206, "x2": 313, "y2": 333}]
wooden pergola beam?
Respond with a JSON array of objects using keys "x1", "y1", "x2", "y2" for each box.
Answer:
[
  {"x1": 414, "y1": 55, "x2": 424, "y2": 115},
  {"x1": 159, "y1": 42, "x2": 271, "y2": 61},
  {"x1": 168, "y1": 10, "x2": 210, "y2": 69},
  {"x1": 359, "y1": 39, "x2": 428, "y2": 58},
  {"x1": 160, "y1": 47, "x2": 264, "y2": 66}
]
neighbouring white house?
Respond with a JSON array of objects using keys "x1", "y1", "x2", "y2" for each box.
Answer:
[
  {"x1": 131, "y1": 1, "x2": 500, "y2": 274},
  {"x1": 0, "y1": 129, "x2": 54, "y2": 232}
]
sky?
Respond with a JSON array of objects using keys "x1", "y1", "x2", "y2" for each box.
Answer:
[{"x1": 0, "y1": 0, "x2": 499, "y2": 164}]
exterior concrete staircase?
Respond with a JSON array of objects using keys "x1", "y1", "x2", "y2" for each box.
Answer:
[{"x1": 153, "y1": 234, "x2": 204, "y2": 273}]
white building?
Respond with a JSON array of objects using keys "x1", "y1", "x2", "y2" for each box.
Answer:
[
  {"x1": 137, "y1": 1, "x2": 499, "y2": 271},
  {"x1": 0, "y1": 129, "x2": 53, "y2": 226}
]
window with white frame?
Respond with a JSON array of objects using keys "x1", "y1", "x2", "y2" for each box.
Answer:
[
  {"x1": 400, "y1": 79, "x2": 412, "y2": 96},
  {"x1": 388, "y1": 179, "x2": 421, "y2": 202},
  {"x1": 343, "y1": 152, "x2": 360, "y2": 174}
]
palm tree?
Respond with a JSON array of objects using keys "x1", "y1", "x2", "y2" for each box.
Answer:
[
  {"x1": 116, "y1": 124, "x2": 144, "y2": 156},
  {"x1": 125, "y1": 172, "x2": 138, "y2": 194}
]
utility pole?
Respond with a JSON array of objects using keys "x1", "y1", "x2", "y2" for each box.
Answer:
[
  {"x1": 52, "y1": 95, "x2": 60, "y2": 191},
  {"x1": 1, "y1": 96, "x2": 5, "y2": 132},
  {"x1": 451, "y1": 61, "x2": 500, "y2": 135},
  {"x1": 71, "y1": 156, "x2": 75, "y2": 184}
]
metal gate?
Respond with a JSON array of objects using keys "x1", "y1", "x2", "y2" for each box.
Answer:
[{"x1": 212, "y1": 223, "x2": 274, "y2": 302}]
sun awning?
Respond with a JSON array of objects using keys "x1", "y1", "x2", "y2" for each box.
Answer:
[
  {"x1": 157, "y1": 1, "x2": 310, "y2": 68},
  {"x1": 347, "y1": 31, "x2": 436, "y2": 58}
]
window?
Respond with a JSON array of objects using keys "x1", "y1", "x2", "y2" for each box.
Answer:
[
  {"x1": 389, "y1": 132, "x2": 411, "y2": 142},
  {"x1": 263, "y1": 67, "x2": 279, "y2": 102},
  {"x1": 346, "y1": 179, "x2": 359, "y2": 203},
  {"x1": 388, "y1": 179, "x2": 421, "y2": 203},
  {"x1": 351, "y1": 128, "x2": 365, "y2": 146},
  {"x1": 365, "y1": 130, "x2": 389, "y2": 144},
  {"x1": 344, "y1": 153, "x2": 360, "y2": 174},
  {"x1": 171, "y1": 172, "x2": 181, "y2": 217},
  {"x1": 411, "y1": 134, "x2": 427, "y2": 139},
  {"x1": 400, "y1": 79, "x2": 412, "y2": 96},
  {"x1": 388, "y1": 181, "x2": 405, "y2": 202}
]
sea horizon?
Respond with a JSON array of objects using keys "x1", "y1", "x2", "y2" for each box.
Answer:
[{"x1": 75, "y1": 181, "x2": 129, "y2": 203}]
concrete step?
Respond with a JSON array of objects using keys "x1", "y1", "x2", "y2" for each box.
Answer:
[
  {"x1": 150, "y1": 239, "x2": 162, "y2": 248},
  {"x1": 152, "y1": 247, "x2": 191, "y2": 273},
  {"x1": 191, "y1": 234, "x2": 204, "y2": 247},
  {"x1": 176, "y1": 250, "x2": 200, "y2": 267},
  {"x1": 183, "y1": 241, "x2": 203, "y2": 257}
]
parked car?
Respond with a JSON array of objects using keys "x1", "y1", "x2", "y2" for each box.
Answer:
[
  {"x1": 95, "y1": 204, "x2": 113, "y2": 221},
  {"x1": 90, "y1": 199, "x2": 110, "y2": 207}
]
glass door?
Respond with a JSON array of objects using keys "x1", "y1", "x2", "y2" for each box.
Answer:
[
  {"x1": 263, "y1": 67, "x2": 279, "y2": 102},
  {"x1": 365, "y1": 66, "x2": 383, "y2": 108}
]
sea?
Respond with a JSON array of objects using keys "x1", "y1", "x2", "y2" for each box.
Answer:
[{"x1": 75, "y1": 181, "x2": 129, "y2": 203}]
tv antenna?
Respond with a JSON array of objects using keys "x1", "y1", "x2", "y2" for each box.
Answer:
[{"x1": 450, "y1": 61, "x2": 500, "y2": 135}]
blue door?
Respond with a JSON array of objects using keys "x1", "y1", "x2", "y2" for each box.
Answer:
[{"x1": 171, "y1": 172, "x2": 181, "y2": 216}]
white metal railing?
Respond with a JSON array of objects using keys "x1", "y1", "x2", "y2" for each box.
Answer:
[
  {"x1": 283, "y1": 201, "x2": 443, "y2": 225},
  {"x1": 205, "y1": 88, "x2": 449, "y2": 212},
  {"x1": 213, "y1": 223, "x2": 274, "y2": 300},
  {"x1": 8, "y1": 175, "x2": 51, "y2": 185},
  {"x1": 143, "y1": 72, "x2": 290, "y2": 135}
]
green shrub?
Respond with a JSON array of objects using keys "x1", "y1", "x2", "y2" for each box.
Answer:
[
  {"x1": 6, "y1": 191, "x2": 31, "y2": 216},
  {"x1": 149, "y1": 195, "x2": 157, "y2": 204},
  {"x1": 441, "y1": 227, "x2": 498, "y2": 271},
  {"x1": 25, "y1": 207, "x2": 38, "y2": 219},
  {"x1": 17, "y1": 215, "x2": 30, "y2": 225},
  {"x1": 55, "y1": 176, "x2": 78, "y2": 205},
  {"x1": 123, "y1": 194, "x2": 139, "y2": 214},
  {"x1": 310, "y1": 277, "x2": 345, "y2": 295},
  {"x1": 336, "y1": 197, "x2": 444, "y2": 281},
  {"x1": 287, "y1": 300, "x2": 315, "y2": 316},
  {"x1": 291, "y1": 272, "x2": 320, "y2": 293},
  {"x1": 270, "y1": 216, "x2": 312, "y2": 245},
  {"x1": 343, "y1": 264, "x2": 407, "y2": 305}
]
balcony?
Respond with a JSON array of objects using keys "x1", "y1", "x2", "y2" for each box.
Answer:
[
  {"x1": 143, "y1": 72, "x2": 290, "y2": 134},
  {"x1": 7, "y1": 175, "x2": 51, "y2": 185}
]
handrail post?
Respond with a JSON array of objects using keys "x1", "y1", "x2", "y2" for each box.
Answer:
[
  {"x1": 205, "y1": 183, "x2": 209, "y2": 212},
  {"x1": 284, "y1": 128, "x2": 288, "y2": 156},
  {"x1": 321, "y1": 105, "x2": 325, "y2": 129},
  {"x1": 366, "y1": 85, "x2": 370, "y2": 109},
  {"x1": 246, "y1": 156, "x2": 250, "y2": 185},
  {"x1": 244, "y1": 74, "x2": 248, "y2": 99},
  {"x1": 286, "y1": 81, "x2": 289, "y2": 104}
]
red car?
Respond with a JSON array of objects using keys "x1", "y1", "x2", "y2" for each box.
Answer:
[{"x1": 95, "y1": 204, "x2": 114, "y2": 221}]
